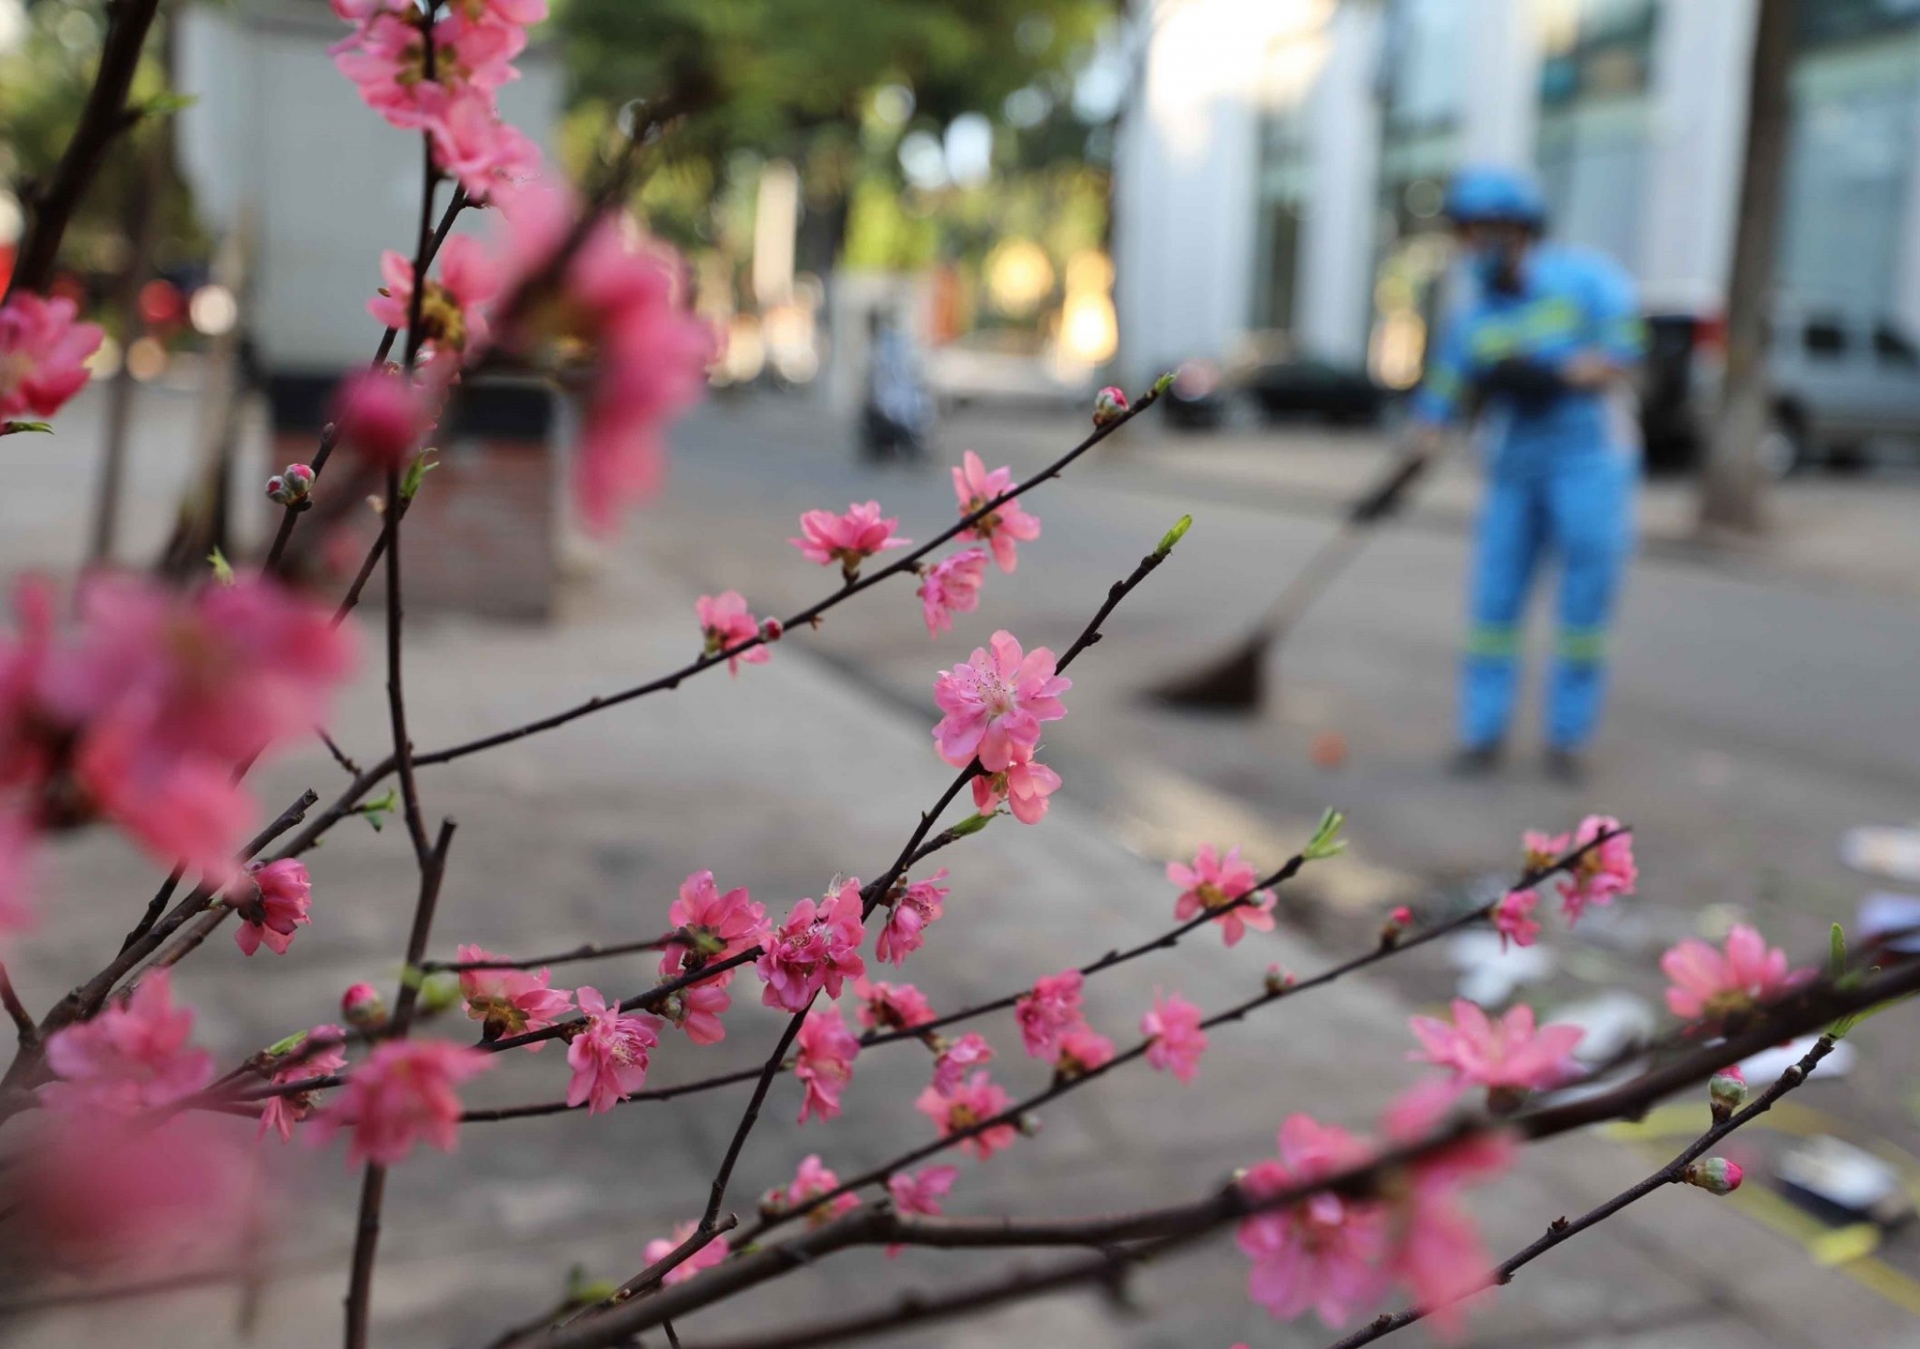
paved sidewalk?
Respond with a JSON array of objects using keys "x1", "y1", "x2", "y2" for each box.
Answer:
[
  {"x1": 1, "y1": 384, "x2": 1907, "y2": 1346},
  {"x1": 0, "y1": 546, "x2": 1894, "y2": 1348},
  {"x1": 1093, "y1": 420, "x2": 1920, "y2": 603}
]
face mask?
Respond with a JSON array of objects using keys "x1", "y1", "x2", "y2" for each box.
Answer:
[{"x1": 1467, "y1": 244, "x2": 1520, "y2": 294}]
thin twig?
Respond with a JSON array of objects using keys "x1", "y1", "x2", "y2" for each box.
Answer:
[
  {"x1": 5, "y1": 0, "x2": 162, "y2": 298},
  {"x1": 258, "y1": 381, "x2": 1172, "y2": 868},
  {"x1": 1321, "y1": 1036, "x2": 1840, "y2": 1348},
  {"x1": 536, "y1": 959, "x2": 1920, "y2": 1349},
  {"x1": 743, "y1": 829, "x2": 1628, "y2": 1244},
  {"x1": 0, "y1": 964, "x2": 37, "y2": 1048},
  {"x1": 262, "y1": 185, "x2": 468, "y2": 575},
  {"x1": 422, "y1": 931, "x2": 680, "y2": 973}
]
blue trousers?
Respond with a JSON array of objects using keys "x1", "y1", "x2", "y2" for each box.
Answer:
[{"x1": 1460, "y1": 455, "x2": 1635, "y2": 751}]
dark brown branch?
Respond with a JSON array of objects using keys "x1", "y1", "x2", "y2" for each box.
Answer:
[
  {"x1": 344, "y1": 820, "x2": 455, "y2": 1349},
  {"x1": 258, "y1": 379, "x2": 1172, "y2": 869},
  {"x1": 405, "y1": 382, "x2": 1168, "y2": 775},
  {"x1": 5, "y1": 0, "x2": 163, "y2": 298},
  {"x1": 1323, "y1": 1036, "x2": 1839, "y2": 1349},
  {"x1": 459, "y1": 1066, "x2": 763, "y2": 1123},
  {"x1": 0, "y1": 964, "x2": 37, "y2": 1049},
  {"x1": 33, "y1": 788, "x2": 320, "y2": 1041},
  {"x1": 609, "y1": 1214, "x2": 738, "y2": 1307},
  {"x1": 536, "y1": 957, "x2": 1920, "y2": 1349},
  {"x1": 748, "y1": 830, "x2": 1626, "y2": 1244},
  {"x1": 422, "y1": 930, "x2": 680, "y2": 973},
  {"x1": 261, "y1": 184, "x2": 468, "y2": 575},
  {"x1": 116, "y1": 868, "x2": 183, "y2": 954}
]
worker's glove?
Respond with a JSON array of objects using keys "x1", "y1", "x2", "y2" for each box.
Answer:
[{"x1": 1476, "y1": 356, "x2": 1567, "y2": 407}]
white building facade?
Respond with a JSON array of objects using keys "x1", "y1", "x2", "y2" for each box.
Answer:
[{"x1": 1113, "y1": 0, "x2": 1920, "y2": 388}]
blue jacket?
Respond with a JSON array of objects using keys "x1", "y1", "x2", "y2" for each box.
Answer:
[{"x1": 1411, "y1": 243, "x2": 1645, "y2": 479}]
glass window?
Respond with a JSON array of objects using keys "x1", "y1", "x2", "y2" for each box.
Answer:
[
  {"x1": 1804, "y1": 319, "x2": 1850, "y2": 356},
  {"x1": 1381, "y1": 0, "x2": 1466, "y2": 133},
  {"x1": 1874, "y1": 322, "x2": 1918, "y2": 364}
]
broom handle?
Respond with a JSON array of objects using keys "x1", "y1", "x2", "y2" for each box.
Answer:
[{"x1": 1247, "y1": 448, "x2": 1430, "y2": 646}]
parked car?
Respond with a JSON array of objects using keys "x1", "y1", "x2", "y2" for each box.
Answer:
[
  {"x1": 1161, "y1": 336, "x2": 1391, "y2": 431},
  {"x1": 926, "y1": 328, "x2": 1096, "y2": 410},
  {"x1": 1641, "y1": 306, "x2": 1920, "y2": 474}
]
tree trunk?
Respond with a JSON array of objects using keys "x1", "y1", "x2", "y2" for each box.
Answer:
[
  {"x1": 1697, "y1": 0, "x2": 1796, "y2": 535},
  {"x1": 87, "y1": 130, "x2": 165, "y2": 567}
]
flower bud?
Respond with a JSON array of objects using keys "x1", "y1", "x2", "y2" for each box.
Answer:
[
  {"x1": 267, "y1": 460, "x2": 316, "y2": 504},
  {"x1": 1709, "y1": 1066, "x2": 1747, "y2": 1123},
  {"x1": 341, "y1": 981, "x2": 387, "y2": 1030},
  {"x1": 761, "y1": 617, "x2": 784, "y2": 643},
  {"x1": 332, "y1": 371, "x2": 429, "y2": 468},
  {"x1": 1264, "y1": 963, "x2": 1296, "y2": 995},
  {"x1": 1380, "y1": 904, "x2": 1415, "y2": 948},
  {"x1": 417, "y1": 970, "x2": 462, "y2": 1016},
  {"x1": 1682, "y1": 1157, "x2": 1743, "y2": 1195},
  {"x1": 1092, "y1": 385, "x2": 1129, "y2": 426}
]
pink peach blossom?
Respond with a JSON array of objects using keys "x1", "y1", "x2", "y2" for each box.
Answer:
[
  {"x1": 1492, "y1": 889, "x2": 1540, "y2": 950},
  {"x1": 1168, "y1": 843, "x2": 1276, "y2": 947},
  {"x1": 876, "y1": 869, "x2": 948, "y2": 964},
  {"x1": 756, "y1": 881, "x2": 866, "y2": 1012},
  {"x1": 952, "y1": 451, "x2": 1041, "y2": 572},
  {"x1": 1236, "y1": 1114, "x2": 1388, "y2": 1328},
  {"x1": 259, "y1": 1025, "x2": 349, "y2": 1143},
  {"x1": 1661, "y1": 924, "x2": 1814, "y2": 1023},
  {"x1": 455, "y1": 944, "x2": 573, "y2": 1046},
  {"x1": 331, "y1": 369, "x2": 433, "y2": 469},
  {"x1": 7, "y1": 1111, "x2": 253, "y2": 1274},
  {"x1": 1378, "y1": 1081, "x2": 1516, "y2": 1337},
  {"x1": 656, "y1": 974, "x2": 731, "y2": 1046},
  {"x1": 971, "y1": 754, "x2": 1062, "y2": 825},
  {"x1": 366, "y1": 233, "x2": 499, "y2": 359},
  {"x1": 914, "y1": 1070, "x2": 1018, "y2": 1160},
  {"x1": 885, "y1": 1165, "x2": 959, "y2": 1255},
  {"x1": 917, "y1": 547, "x2": 989, "y2": 636},
  {"x1": 641, "y1": 1221, "x2": 729, "y2": 1285},
  {"x1": 931, "y1": 630, "x2": 1070, "y2": 772},
  {"x1": 560, "y1": 990, "x2": 660, "y2": 1112},
  {"x1": 1015, "y1": 969, "x2": 1085, "y2": 1059},
  {"x1": 695, "y1": 591, "x2": 770, "y2": 675},
  {"x1": 492, "y1": 174, "x2": 713, "y2": 535},
  {"x1": 566, "y1": 986, "x2": 660, "y2": 1115},
  {"x1": 794, "y1": 1002, "x2": 860, "y2": 1124},
  {"x1": 0, "y1": 292, "x2": 103, "y2": 421},
  {"x1": 1407, "y1": 1000, "x2": 1583, "y2": 1095},
  {"x1": 663, "y1": 869, "x2": 768, "y2": 975},
  {"x1": 930, "y1": 1031, "x2": 995, "y2": 1094},
  {"x1": 426, "y1": 85, "x2": 543, "y2": 201},
  {"x1": 789, "y1": 501, "x2": 910, "y2": 577},
  {"x1": 1142, "y1": 991, "x2": 1209, "y2": 1084},
  {"x1": 1054, "y1": 1025, "x2": 1114, "y2": 1076},
  {"x1": 229, "y1": 858, "x2": 313, "y2": 957},
  {"x1": 40, "y1": 970, "x2": 215, "y2": 1115},
  {"x1": 852, "y1": 977, "x2": 936, "y2": 1033},
  {"x1": 1554, "y1": 815, "x2": 1636, "y2": 924},
  {"x1": 20, "y1": 575, "x2": 355, "y2": 885},
  {"x1": 765, "y1": 1153, "x2": 861, "y2": 1229},
  {"x1": 314, "y1": 1038, "x2": 492, "y2": 1166}
]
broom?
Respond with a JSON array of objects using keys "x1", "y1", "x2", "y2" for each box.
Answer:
[{"x1": 1146, "y1": 446, "x2": 1431, "y2": 712}]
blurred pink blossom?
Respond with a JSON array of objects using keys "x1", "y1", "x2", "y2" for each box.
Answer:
[{"x1": 0, "y1": 293, "x2": 103, "y2": 421}]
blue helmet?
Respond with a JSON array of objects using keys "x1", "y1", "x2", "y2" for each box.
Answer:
[{"x1": 1443, "y1": 165, "x2": 1547, "y2": 230}]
